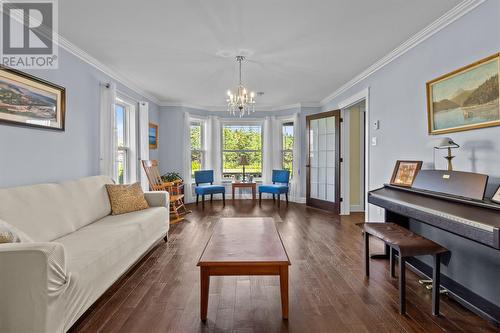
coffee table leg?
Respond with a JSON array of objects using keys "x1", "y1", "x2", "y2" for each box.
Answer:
[
  {"x1": 279, "y1": 265, "x2": 289, "y2": 319},
  {"x1": 200, "y1": 267, "x2": 210, "y2": 321}
]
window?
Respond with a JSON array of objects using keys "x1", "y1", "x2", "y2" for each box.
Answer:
[
  {"x1": 114, "y1": 98, "x2": 137, "y2": 185},
  {"x1": 282, "y1": 122, "x2": 294, "y2": 174},
  {"x1": 115, "y1": 103, "x2": 129, "y2": 184},
  {"x1": 190, "y1": 121, "x2": 204, "y2": 177},
  {"x1": 222, "y1": 124, "x2": 262, "y2": 180}
]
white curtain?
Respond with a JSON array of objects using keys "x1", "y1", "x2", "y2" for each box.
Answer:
[
  {"x1": 262, "y1": 116, "x2": 273, "y2": 183},
  {"x1": 182, "y1": 112, "x2": 193, "y2": 203},
  {"x1": 263, "y1": 116, "x2": 281, "y2": 184},
  {"x1": 99, "y1": 82, "x2": 117, "y2": 181},
  {"x1": 291, "y1": 112, "x2": 302, "y2": 200},
  {"x1": 206, "y1": 116, "x2": 222, "y2": 183},
  {"x1": 138, "y1": 102, "x2": 149, "y2": 191},
  {"x1": 272, "y1": 116, "x2": 281, "y2": 170}
]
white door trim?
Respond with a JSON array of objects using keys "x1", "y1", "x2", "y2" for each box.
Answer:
[{"x1": 337, "y1": 88, "x2": 370, "y2": 221}]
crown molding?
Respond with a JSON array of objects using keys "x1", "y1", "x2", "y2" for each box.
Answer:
[
  {"x1": 320, "y1": 0, "x2": 486, "y2": 106},
  {"x1": 57, "y1": 36, "x2": 161, "y2": 105},
  {"x1": 158, "y1": 102, "x2": 321, "y2": 112}
]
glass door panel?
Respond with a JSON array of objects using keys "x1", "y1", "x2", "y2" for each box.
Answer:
[{"x1": 306, "y1": 111, "x2": 340, "y2": 213}]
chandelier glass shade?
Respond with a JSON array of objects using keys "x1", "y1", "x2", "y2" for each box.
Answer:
[{"x1": 226, "y1": 56, "x2": 256, "y2": 117}]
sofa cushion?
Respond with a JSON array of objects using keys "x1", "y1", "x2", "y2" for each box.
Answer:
[
  {"x1": 55, "y1": 206, "x2": 168, "y2": 330},
  {"x1": 105, "y1": 182, "x2": 149, "y2": 215},
  {"x1": 0, "y1": 176, "x2": 113, "y2": 242}
]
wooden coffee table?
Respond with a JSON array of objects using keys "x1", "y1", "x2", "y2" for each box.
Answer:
[
  {"x1": 231, "y1": 181, "x2": 256, "y2": 200},
  {"x1": 197, "y1": 217, "x2": 291, "y2": 321}
]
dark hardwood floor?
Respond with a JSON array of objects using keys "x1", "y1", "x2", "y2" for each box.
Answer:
[{"x1": 70, "y1": 201, "x2": 497, "y2": 333}]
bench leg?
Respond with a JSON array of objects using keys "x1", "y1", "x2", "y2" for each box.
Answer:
[
  {"x1": 196, "y1": 194, "x2": 199, "y2": 206},
  {"x1": 277, "y1": 194, "x2": 281, "y2": 207},
  {"x1": 390, "y1": 247, "x2": 396, "y2": 278},
  {"x1": 210, "y1": 194, "x2": 213, "y2": 202},
  {"x1": 364, "y1": 232, "x2": 370, "y2": 277},
  {"x1": 286, "y1": 193, "x2": 289, "y2": 205},
  {"x1": 432, "y1": 253, "x2": 441, "y2": 316},
  {"x1": 222, "y1": 193, "x2": 226, "y2": 207},
  {"x1": 399, "y1": 257, "x2": 406, "y2": 315},
  {"x1": 202, "y1": 195, "x2": 205, "y2": 209},
  {"x1": 273, "y1": 194, "x2": 275, "y2": 202},
  {"x1": 259, "y1": 192, "x2": 262, "y2": 205}
]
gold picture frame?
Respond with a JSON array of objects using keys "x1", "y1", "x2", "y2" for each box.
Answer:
[
  {"x1": 149, "y1": 123, "x2": 158, "y2": 149},
  {"x1": 0, "y1": 66, "x2": 65, "y2": 131},
  {"x1": 390, "y1": 160, "x2": 422, "y2": 188},
  {"x1": 426, "y1": 53, "x2": 500, "y2": 135}
]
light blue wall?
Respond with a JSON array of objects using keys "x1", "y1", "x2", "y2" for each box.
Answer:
[
  {"x1": 321, "y1": 0, "x2": 500, "y2": 220},
  {"x1": 0, "y1": 47, "x2": 160, "y2": 187}
]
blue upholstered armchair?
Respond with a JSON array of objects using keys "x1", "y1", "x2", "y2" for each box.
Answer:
[
  {"x1": 258, "y1": 170, "x2": 290, "y2": 207},
  {"x1": 194, "y1": 170, "x2": 225, "y2": 208}
]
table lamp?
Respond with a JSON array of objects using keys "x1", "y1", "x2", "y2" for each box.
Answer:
[
  {"x1": 434, "y1": 137, "x2": 460, "y2": 171},
  {"x1": 239, "y1": 155, "x2": 250, "y2": 182}
]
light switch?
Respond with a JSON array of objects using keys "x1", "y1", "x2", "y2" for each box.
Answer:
[
  {"x1": 373, "y1": 120, "x2": 380, "y2": 130},
  {"x1": 371, "y1": 136, "x2": 377, "y2": 146}
]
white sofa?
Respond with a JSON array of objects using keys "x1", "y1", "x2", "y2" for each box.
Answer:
[{"x1": 0, "y1": 176, "x2": 169, "y2": 333}]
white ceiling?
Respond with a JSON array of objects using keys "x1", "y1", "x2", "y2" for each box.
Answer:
[{"x1": 59, "y1": 0, "x2": 462, "y2": 108}]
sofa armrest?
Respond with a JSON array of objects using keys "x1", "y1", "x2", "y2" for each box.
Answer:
[
  {"x1": 0, "y1": 242, "x2": 69, "y2": 333},
  {"x1": 144, "y1": 191, "x2": 170, "y2": 208}
]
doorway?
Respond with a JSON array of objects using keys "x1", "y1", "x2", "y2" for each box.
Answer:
[
  {"x1": 344, "y1": 100, "x2": 366, "y2": 213},
  {"x1": 306, "y1": 110, "x2": 341, "y2": 213}
]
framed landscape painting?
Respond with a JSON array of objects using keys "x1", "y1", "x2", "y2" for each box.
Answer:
[
  {"x1": 427, "y1": 53, "x2": 500, "y2": 135},
  {"x1": 149, "y1": 123, "x2": 158, "y2": 149},
  {"x1": 0, "y1": 66, "x2": 65, "y2": 131}
]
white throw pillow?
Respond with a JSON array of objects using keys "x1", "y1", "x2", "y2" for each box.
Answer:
[{"x1": 0, "y1": 219, "x2": 33, "y2": 243}]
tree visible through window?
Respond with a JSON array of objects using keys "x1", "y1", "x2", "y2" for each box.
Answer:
[
  {"x1": 190, "y1": 122, "x2": 203, "y2": 177},
  {"x1": 282, "y1": 122, "x2": 293, "y2": 174},
  {"x1": 222, "y1": 124, "x2": 262, "y2": 180}
]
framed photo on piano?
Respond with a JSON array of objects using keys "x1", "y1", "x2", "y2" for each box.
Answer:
[
  {"x1": 390, "y1": 160, "x2": 422, "y2": 188},
  {"x1": 492, "y1": 185, "x2": 500, "y2": 204}
]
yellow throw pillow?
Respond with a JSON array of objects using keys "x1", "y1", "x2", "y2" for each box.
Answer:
[{"x1": 105, "y1": 182, "x2": 149, "y2": 215}]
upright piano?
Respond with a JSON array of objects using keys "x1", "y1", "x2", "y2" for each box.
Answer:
[{"x1": 368, "y1": 170, "x2": 500, "y2": 326}]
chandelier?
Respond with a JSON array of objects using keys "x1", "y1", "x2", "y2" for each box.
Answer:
[{"x1": 226, "y1": 56, "x2": 256, "y2": 117}]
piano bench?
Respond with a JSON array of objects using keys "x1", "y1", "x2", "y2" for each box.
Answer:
[{"x1": 360, "y1": 223, "x2": 449, "y2": 316}]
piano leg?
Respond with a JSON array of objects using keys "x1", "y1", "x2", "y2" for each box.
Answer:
[{"x1": 432, "y1": 253, "x2": 441, "y2": 316}]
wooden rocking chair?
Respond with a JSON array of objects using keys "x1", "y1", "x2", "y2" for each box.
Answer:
[{"x1": 142, "y1": 160, "x2": 191, "y2": 224}]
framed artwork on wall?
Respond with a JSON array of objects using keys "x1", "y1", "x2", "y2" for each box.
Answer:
[
  {"x1": 0, "y1": 66, "x2": 65, "y2": 131},
  {"x1": 426, "y1": 52, "x2": 500, "y2": 135},
  {"x1": 149, "y1": 123, "x2": 158, "y2": 149},
  {"x1": 390, "y1": 160, "x2": 422, "y2": 187}
]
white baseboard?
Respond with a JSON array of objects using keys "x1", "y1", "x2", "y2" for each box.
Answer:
[{"x1": 350, "y1": 204, "x2": 365, "y2": 212}]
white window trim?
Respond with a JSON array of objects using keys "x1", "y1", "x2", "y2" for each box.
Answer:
[
  {"x1": 279, "y1": 119, "x2": 294, "y2": 174},
  {"x1": 220, "y1": 120, "x2": 264, "y2": 181},
  {"x1": 190, "y1": 119, "x2": 206, "y2": 177}
]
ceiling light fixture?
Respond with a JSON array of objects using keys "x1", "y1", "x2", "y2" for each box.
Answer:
[{"x1": 226, "y1": 56, "x2": 256, "y2": 117}]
